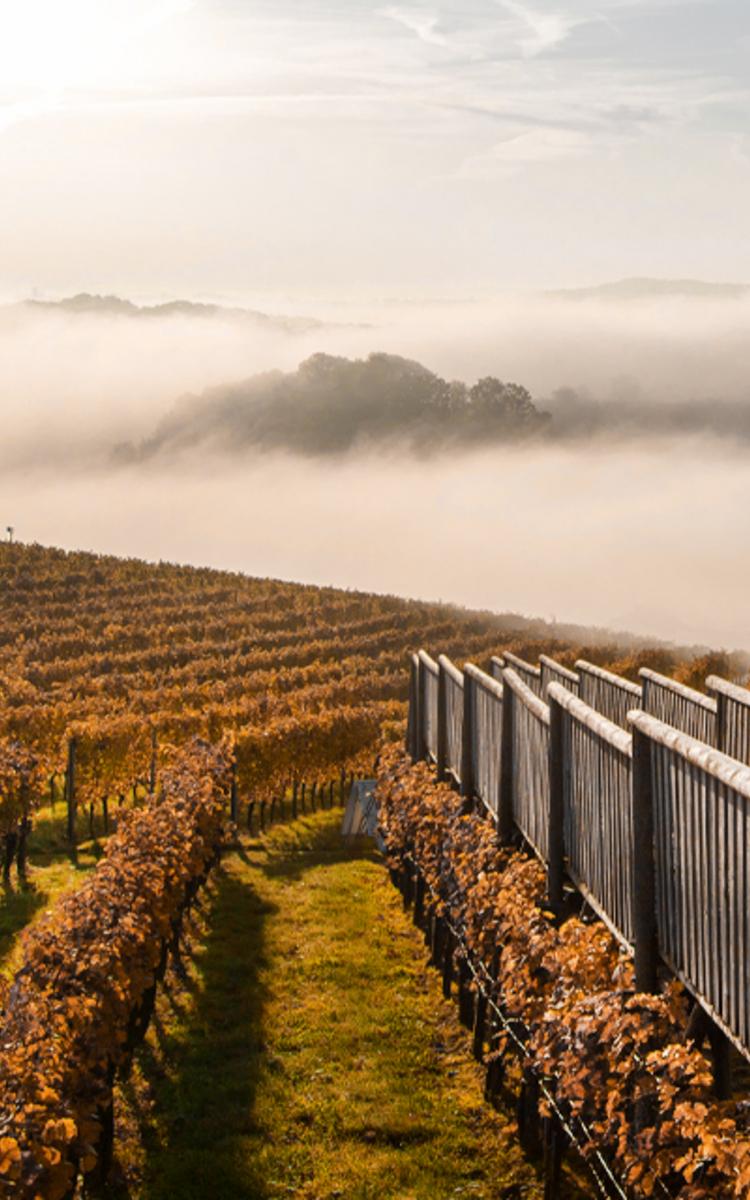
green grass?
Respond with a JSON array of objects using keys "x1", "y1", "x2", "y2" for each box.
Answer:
[
  {"x1": 0, "y1": 800, "x2": 103, "y2": 977},
  {"x1": 113, "y1": 810, "x2": 577, "y2": 1200}
]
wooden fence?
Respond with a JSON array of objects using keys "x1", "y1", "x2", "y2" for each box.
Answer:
[
  {"x1": 640, "y1": 667, "x2": 717, "y2": 744},
  {"x1": 576, "y1": 659, "x2": 641, "y2": 729},
  {"x1": 407, "y1": 650, "x2": 750, "y2": 1087},
  {"x1": 491, "y1": 651, "x2": 542, "y2": 696},
  {"x1": 708, "y1": 674, "x2": 750, "y2": 765},
  {"x1": 540, "y1": 653, "x2": 580, "y2": 697}
]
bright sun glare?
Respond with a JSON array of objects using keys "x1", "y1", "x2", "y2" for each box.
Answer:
[{"x1": 0, "y1": 0, "x2": 190, "y2": 95}]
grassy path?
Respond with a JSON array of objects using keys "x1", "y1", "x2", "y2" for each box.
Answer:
[
  {"x1": 114, "y1": 810, "x2": 565, "y2": 1200},
  {"x1": 0, "y1": 804, "x2": 102, "y2": 979}
]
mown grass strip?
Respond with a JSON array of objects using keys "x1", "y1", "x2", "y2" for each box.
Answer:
[{"x1": 112, "y1": 809, "x2": 574, "y2": 1200}]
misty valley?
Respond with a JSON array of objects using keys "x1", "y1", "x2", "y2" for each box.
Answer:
[{"x1": 2, "y1": 283, "x2": 750, "y2": 650}]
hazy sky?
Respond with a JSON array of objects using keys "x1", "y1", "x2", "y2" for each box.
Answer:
[{"x1": 2, "y1": 0, "x2": 749, "y2": 300}]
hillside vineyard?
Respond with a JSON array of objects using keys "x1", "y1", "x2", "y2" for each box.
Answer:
[
  {"x1": 0, "y1": 541, "x2": 573, "y2": 1199},
  {"x1": 0, "y1": 542, "x2": 742, "y2": 1199}
]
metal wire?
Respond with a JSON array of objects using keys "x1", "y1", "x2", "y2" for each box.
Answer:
[{"x1": 403, "y1": 853, "x2": 677, "y2": 1200}]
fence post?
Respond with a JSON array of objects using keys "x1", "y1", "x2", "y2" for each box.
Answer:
[
  {"x1": 715, "y1": 688, "x2": 728, "y2": 754},
  {"x1": 417, "y1": 657, "x2": 428, "y2": 762},
  {"x1": 498, "y1": 677, "x2": 514, "y2": 843},
  {"x1": 437, "y1": 659, "x2": 448, "y2": 783},
  {"x1": 407, "y1": 654, "x2": 419, "y2": 761},
  {"x1": 461, "y1": 668, "x2": 475, "y2": 804},
  {"x1": 65, "y1": 736, "x2": 77, "y2": 844},
  {"x1": 631, "y1": 726, "x2": 658, "y2": 992},
  {"x1": 547, "y1": 693, "x2": 565, "y2": 916}
]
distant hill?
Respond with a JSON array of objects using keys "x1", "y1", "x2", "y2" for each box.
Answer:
[
  {"x1": 20, "y1": 292, "x2": 329, "y2": 333},
  {"x1": 118, "y1": 352, "x2": 549, "y2": 460},
  {"x1": 549, "y1": 277, "x2": 750, "y2": 301}
]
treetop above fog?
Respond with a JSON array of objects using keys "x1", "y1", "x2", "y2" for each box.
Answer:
[{"x1": 129, "y1": 351, "x2": 549, "y2": 460}]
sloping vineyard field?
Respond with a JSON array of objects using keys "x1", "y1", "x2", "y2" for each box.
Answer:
[{"x1": 0, "y1": 542, "x2": 739, "y2": 1198}]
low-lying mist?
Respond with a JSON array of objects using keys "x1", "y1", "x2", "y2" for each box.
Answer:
[
  {"x1": 1, "y1": 286, "x2": 748, "y2": 651},
  {"x1": 2, "y1": 287, "x2": 750, "y2": 466},
  {"x1": 3, "y1": 439, "x2": 748, "y2": 652}
]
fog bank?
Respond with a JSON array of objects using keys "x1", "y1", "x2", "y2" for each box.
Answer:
[
  {"x1": 2, "y1": 440, "x2": 748, "y2": 651},
  {"x1": 2, "y1": 289, "x2": 750, "y2": 467},
  {"x1": 2, "y1": 287, "x2": 748, "y2": 653}
]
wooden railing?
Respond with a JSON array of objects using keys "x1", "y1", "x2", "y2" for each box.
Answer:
[
  {"x1": 464, "y1": 663, "x2": 503, "y2": 820},
  {"x1": 539, "y1": 653, "x2": 580, "y2": 697},
  {"x1": 576, "y1": 659, "x2": 641, "y2": 729},
  {"x1": 503, "y1": 668, "x2": 550, "y2": 860},
  {"x1": 491, "y1": 651, "x2": 543, "y2": 696},
  {"x1": 551, "y1": 683, "x2": 634, "y2": 949},
  {"x1": 438, "y1": 653, "x2": 464, "y2": 785},
  {"x1": 640, "y1": 667, "x2": 717, "y2": 744},
  {"x1": 417, "y1": 650, "x2": 439, "y2": 762},
  {"x1": 708, "y1": 674, "x2": 750, "y2": 765},
  {"x1": 407, "y1": 650, "x2": 750, "y2": 1085},
  {"x1": 631, "y1": 711, "x2": 750, "y2": 1059}
]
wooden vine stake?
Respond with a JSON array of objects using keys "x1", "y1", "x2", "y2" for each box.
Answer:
[{"x1": 65, "y1": 735, "x2": 77, "y2": 844}]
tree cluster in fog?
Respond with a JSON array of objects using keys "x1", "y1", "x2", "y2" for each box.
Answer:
[
  {"x1": 546, "y1": 385, "x2": 750, "y2": 442},
  {"x1": 121, "y1": 352, "x2": 549, "y2": 460},
  {"x1": 22, "y1": 292, "x2": 327, "y2": 334}
]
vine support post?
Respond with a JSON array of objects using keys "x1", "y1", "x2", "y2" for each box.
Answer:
[
  {"x1": 437, "y1": 657, "x2": 448, "y2": 783},
  {"x1": 547, "y1": 693, "x2": 565, "y2": 916},
  {"x1": 708, "y1": 1022, "x2": 732, "y2": 1100},
  {"x1": 631, "y1": 726, "x2": 659, "y2": 992},
  {"x1": 498, "y1": 676, "x2": 514, "y2": 843},
  {"x1": 65, "y1": 735, "x2": 77, "y2": 844},
  {"x1": 460, "y1": 667, "x2": 475, "y2": 806},
  {"x1": 149, "y1": 726, "x2": 158, "y2": 794},
  {"x1": 230, "y1": 756, "x2": 239, "y2": 823}
]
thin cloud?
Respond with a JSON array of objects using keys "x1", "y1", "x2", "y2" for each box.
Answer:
[
  {"x1": 380, "y1": 6, "x2": 449, "y2": 47},
  {"x1": 456, "y1": 126, "x2": 592, "y2": 177},
  {"x1": 498, "y1": 0, "x2": 584, "y2": 57}
]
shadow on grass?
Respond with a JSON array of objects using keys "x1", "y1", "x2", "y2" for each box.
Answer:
[
  {"x1": 121, "y1": 867, "x2": 278, "y2": 1200},
  {"x1": 260, "y1": 811, "x2": 379, "y2": 883},
  {"x1": 0, "y1": 881, "x2": 50, "y2": 960}
]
